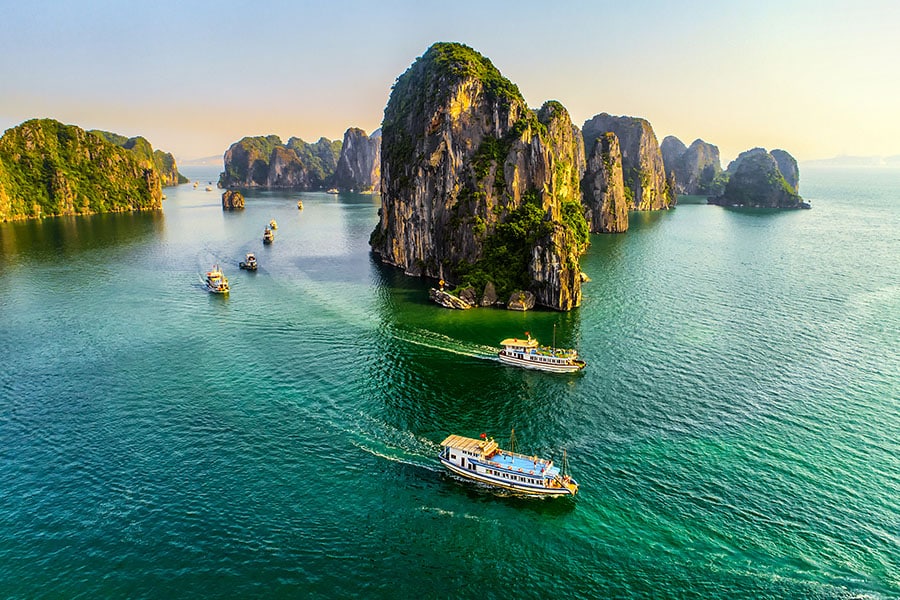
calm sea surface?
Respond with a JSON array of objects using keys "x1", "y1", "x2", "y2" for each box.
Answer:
[{"x1": 1, "y1": 167, "x2": 897, "y2": 598}]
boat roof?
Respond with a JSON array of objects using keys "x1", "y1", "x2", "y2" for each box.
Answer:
[
  {"x1": 500, "y1": 337, "x2": 538, "y2": 348},
  {"x1": 441, "y1": 434, "x2": 498, "y2": 455},
  {"x1": 442, "y1": 434, "x2": 561, "y2": 476}
]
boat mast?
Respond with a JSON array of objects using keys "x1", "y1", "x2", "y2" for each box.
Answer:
[
  {"x1": 509, "y1": 428, "x2": 517, "y2": 454},
  {"x1": 552, "y1": 323, "x2": 556, "y2": 354},
  {"x1": 562, "y1": 448, "x2": 569, "y2": 477}
]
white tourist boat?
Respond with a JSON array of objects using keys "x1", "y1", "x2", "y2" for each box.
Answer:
[
  {"x1": 203, "y1": 264, "x2": 230, "y2": 294},
  {"x1": 439, "y1": 431, "x2": 578, "y2": 496},
  {"x1": 498, "y1": 331, "x2": 585, "y2": 373}
]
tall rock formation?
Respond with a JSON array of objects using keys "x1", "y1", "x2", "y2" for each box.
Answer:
[
  {"x1": 660, "y1": 135, "x2": 687, "y2": 181},
  {"x1": 770, "y1": 149, "x2": 799, "y2": 193},
  {"x1": 711, "y1": 147, "x2": 804, "y2": 208},
  {"x1": 371, "y1": 42, "x2": 589, "y2": 311},
  {"x1": 582, "y1": 113, "x2": 674, "y2": 211},
  {"x1": 218, "y1": 135, "x2": 341, "y2": 189},
  {"x1": 0, "y1": 119, "x2": 162, "y2": 222},
  {"x1": 91, "y1": 130, "x2": 188, "y2": 187},
  {"x1": 581, "y1": 132, "x2": 628, "y2": 233},
  {"x1": 332, "y1": 128, "x2": 381, "y2": 192},
  {"x1": 660, "y1": 135, "x2": 724, "y2": 196}
]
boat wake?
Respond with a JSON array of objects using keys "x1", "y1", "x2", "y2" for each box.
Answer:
[
  {"x1": 350, "y1": 440, "x2": 440, "y2": 472},
  {"x1": 339, "y1": 412, "x2": 443, "y2": 472},
  {"x1": 389, "y1": 327, "x2": 498, "y2": 361}
]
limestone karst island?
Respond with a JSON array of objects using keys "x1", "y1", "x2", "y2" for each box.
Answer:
[{"x1": 0, "y1": 118, "x2": 186, "y2": 221}]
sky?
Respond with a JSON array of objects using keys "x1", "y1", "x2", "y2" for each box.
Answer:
[{"x1": 2, "y1": 0, "x2": 899, "y2": 165}]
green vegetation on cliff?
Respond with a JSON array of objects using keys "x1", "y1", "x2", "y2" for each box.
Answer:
[
  {"x1": 456, "y1": 194, "x2": 552, "y2": 301},
  {"x1": 92, "y1": 130, "x2": 188, "y2": 186},
  {"x1": 220, "y1": 135, "x2": 283, "y2": 186},
  {"x1": 286, "y1": 137, "x2": 342, "y2": 185},
  {"x1": 425, "y1": 42, "x2": 523, "y2": 106},
  {"x1": 382, "y1": 42, "x2": 526, "y2": 182},
  {"x1": 0, "y1": 119, "x2": 162, "y2": 221}
]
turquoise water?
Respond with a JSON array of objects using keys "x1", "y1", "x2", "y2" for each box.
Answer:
[{"x1": 1, "y1": 167, "x2": 897, "y2": 598}]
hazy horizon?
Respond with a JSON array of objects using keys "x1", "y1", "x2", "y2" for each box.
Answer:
[{"x1": 3, "y1": 0, "x2": 898, "y2": 165}]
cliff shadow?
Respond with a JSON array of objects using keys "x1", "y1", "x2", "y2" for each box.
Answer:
[{"x1": 0, "y1": 211, "x2": 164, "y2": 269}]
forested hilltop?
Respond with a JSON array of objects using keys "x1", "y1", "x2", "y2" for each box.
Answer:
[
  {"x1": 91, "y1": 130, "x2": 188, "y2": 187},
  {"x1": 0, "y1": 119, "x2": 163, "y2": 222}
]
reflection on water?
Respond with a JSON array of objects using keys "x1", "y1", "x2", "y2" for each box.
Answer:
[{"x1": 0, "y1": 210, "x2": 164, "y2": 268}]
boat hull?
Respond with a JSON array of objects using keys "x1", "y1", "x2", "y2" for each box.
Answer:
[
  {"x1": 440, "y1": 458, "x2": 576, "y2": 497},
  {"x1": 498, "y1": 352, "x2": 585, "y2": 373}
]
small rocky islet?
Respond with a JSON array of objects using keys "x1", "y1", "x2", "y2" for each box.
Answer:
[{"x1": 0, "y1": 41, "x2": 806, "y2": 312}]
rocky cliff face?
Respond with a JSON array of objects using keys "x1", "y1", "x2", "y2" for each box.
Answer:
[
  {"x1": 660, "y1": 135, "x2": 723, "y2": 196},
  {"x1": 218, "y1": 135, "x2": 341, "y2": 189},
  {"x1": 660, "y1": 135, "x2": 687, "y2": 185},
  {"x1": 711, "y1": 147, "x2": 804, "y2": 208},
  {"x1": 91, "y1": 130, "x2": 187, "y2": 187},
  {"x1": 332, "y1": 128, "x2": 381, "y2": 192},
  {"x1": 581, "y1": 132, "x2": 628, "y2": 233},
  {"x1": 371, "y1": 42, "x2": 589, "y2": 310},
  {"x1": 582, "y1": 113, "x2": 673, "y2": 211},
  {"x1": 0, "y1": 119, "x2": 162, "y2": 222},
  {"x1": 770, "y1": 149, "x2": 799, "y2": 193}
]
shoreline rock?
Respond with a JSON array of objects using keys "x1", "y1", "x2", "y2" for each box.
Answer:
[{"x1": 429, "y1": 288, "x2": 472, "y2": 309}]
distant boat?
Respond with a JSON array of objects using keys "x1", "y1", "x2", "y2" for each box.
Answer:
[
  {"x1": 239, "y1": 253, "x2": 258, "y2": 271},
  {"x1": 269, "y1": 219, "x2": 277, "y2": 230},
  {"x1": 203, "y1": 264, "x2": 230, "y2": 294},
  {"x1": 326, "y1": 188, "x2": 339, "y2": 194},
  {"x1": 498, "y1": 330, "x2": 585, "y2": 373},
  {"x1": 439, "y1": 430, "x2": 578, "y2": 496},
  {"x1": 263, "y1": 227, "x2": 274, "y2": 244},
  {"x1": 297, "y1": 200, "x2": 304, "y2": 210},
  {"x1": 205, "y1": 186, "x2": 213, "y2": 192}
]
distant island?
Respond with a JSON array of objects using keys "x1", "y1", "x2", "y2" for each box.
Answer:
[
  {"x1": 709, "y1": 147, "x2": 807, "y2": 209},
  {"x1": 218, "y1": 128, "x2": 380, "y2": 192},
  {"x1": 660, "y1": 135, "x2": 806, "y2": 209},
  {"x1": 0, "y1": 119, "x2": 168, "y2": 222},
  {"x1": 801, "y1": 155, "x2": 900, "y2": 168}
]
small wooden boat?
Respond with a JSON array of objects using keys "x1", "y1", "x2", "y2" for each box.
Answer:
[
  {"x1": 263, "y1": 227, "x2": 274, "y2": 244},
  {"x1": 269, "y1": 219, "x2": 278, "y2": 230},
  {"x1": 297, "y1": 200, "x2": 304, "y2": 210},
  {"x1": 439, "y1": 430, "x2": 578, "y2": 496},
  {"x1": 239, "y1": 253, "x2": 258, "y2": 271},
  {"x1": 326, "y1": 188, "x2": 339, "y2": 194}
]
